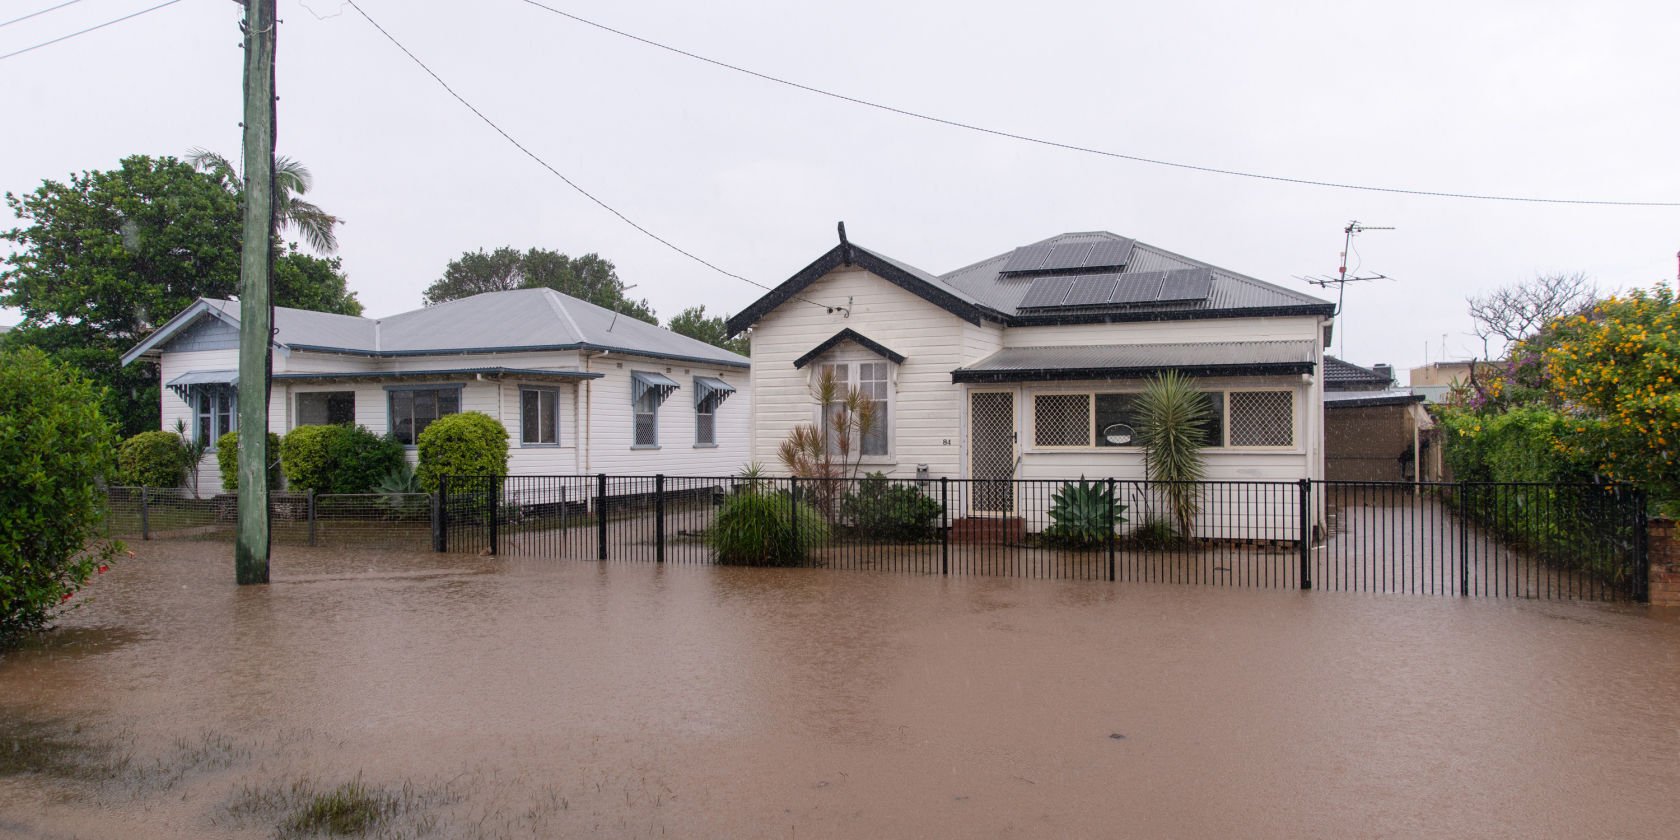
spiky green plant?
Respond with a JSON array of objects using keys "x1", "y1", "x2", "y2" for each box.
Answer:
[
  {"x1": 1044, "y1": 478, "x2": 1125, "y2": 548},
  {"x1": 1135, "y1": 371, "x2": 1212, "y2": 538}
]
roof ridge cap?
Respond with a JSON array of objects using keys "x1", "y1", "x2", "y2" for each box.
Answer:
[{"x1": 543, "y1": 288, "x2": 587, "y2": 341}]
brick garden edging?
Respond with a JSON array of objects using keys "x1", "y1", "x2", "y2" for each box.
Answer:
[{"x1": 1650, "y1": 519, "x2": 1680, "y2": 607}]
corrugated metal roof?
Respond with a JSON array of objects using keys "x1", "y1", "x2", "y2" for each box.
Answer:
[
  {"x1": 938, "y1": 231, "x2": 1330, "y2": 317},
  {"x1": 196, "y1": 288, "x2": 749, "y2": 368},
  {"x1": 952, "y1": 340, "x2": 1317, "y2": 382}
]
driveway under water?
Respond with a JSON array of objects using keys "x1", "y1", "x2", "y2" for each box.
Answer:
[{"x1": 2, "y1": 542, "x2": 1678, "y2": 839}]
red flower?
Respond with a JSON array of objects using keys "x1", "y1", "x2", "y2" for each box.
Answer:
[
  {"x1": 97, "y1": 564, "x2": 109, "y2": 574},
  {"x1": 61, "y1": 592, "x2": 73, "y2": 602}
]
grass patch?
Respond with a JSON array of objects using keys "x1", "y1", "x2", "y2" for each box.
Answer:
[
  {"x1": 283, "y1": 779, "x2": 400, "y2": 837},
  {"x1": 0, "y1": 714, "x2": 129, "y2": 782}
]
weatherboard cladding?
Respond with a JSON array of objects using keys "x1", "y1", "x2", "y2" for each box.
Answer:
[{"x1": 951, "y1": 340, "x2": 1318, "y2": 382}]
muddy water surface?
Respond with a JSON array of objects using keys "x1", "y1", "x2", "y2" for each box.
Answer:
[{"x1": 2, "y1": 542, "x2": 1678, "y2": 838}]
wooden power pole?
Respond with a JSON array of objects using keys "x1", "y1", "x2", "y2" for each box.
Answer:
[{"x1": 235, "y1": 0, "x2": 276, "y2": 585}]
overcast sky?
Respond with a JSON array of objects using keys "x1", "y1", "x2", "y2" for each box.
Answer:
[{"x1": 4, "y1": 0, "x2": 1677, "y2": 380}]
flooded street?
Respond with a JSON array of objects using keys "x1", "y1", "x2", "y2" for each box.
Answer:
[{"x1": 3, "y1": 542, "x2": 1678, "y2": 839}]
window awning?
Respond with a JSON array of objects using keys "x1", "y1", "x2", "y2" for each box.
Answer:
[
  {"x1": 694, "y1": 376, "x2": 736, "y2": 411},
  {"x1": 165, "y1": 369, "x2": 238, "y2": 400},
  {"x1": 631, "y1": 370, "x2": 680, "y2": 406},
  {"x1": 950, "y1": 340, "x2": 1317, "y2": 383}
]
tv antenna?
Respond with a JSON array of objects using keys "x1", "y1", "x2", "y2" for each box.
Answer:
[{"x1": 1293, "y1": 220, "x2": 1396, "y2": 358}]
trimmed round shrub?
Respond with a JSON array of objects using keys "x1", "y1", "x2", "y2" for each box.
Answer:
[
  {"x1": 117, "y1": 430, "x2": 191, "y2": 488},
  {"x1": 281, "y1": 424, "x2": 405, "y2": 494},
  {"x1": 415, "y1": 412, "x2": 508, "y2": 493},
  {"x1": 216, "y1": 431, "x2": 284, "y2": 493},
  {"x1": 709, "y1": 489, "x2": 828, "y2": 566},
  {"x1": 1, "y1": 347, "x2": 121, "y2": 644}
]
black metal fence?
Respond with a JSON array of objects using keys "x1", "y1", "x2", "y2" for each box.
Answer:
[
  {"x1": 102, "y1": 486, "x2": 435, "y2": 551},
  {"x1": 439, "y1": 474, "x2": 1650, "y2": 602}
]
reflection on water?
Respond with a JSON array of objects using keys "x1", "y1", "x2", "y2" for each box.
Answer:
[{"x1": 2, "y1": 542, "x2": 1678, "y2": 838}]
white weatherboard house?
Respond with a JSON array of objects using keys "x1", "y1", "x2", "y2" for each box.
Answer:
[
  {"x1": 123, "y1": 288, "x2": 750, "y2": 494},
  {"x1": 726, "y1": 228, "x2": 1335, "y2": 537}
]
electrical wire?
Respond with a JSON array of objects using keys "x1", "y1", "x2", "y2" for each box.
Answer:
[
  {"x1": 0, "y1": 0, "x2": 89, "y2": 30},
  {"x1": 514, "y1": 0, "x2": 1680, "y2": 209},
  {"x1": 345, "y1": 0, "x2": 827, "y2": 310},
  {"x1": 0, "y1": 0, "x2": 183, "y2": 61}
]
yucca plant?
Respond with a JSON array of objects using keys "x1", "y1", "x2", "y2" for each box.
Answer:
[{"x1": 1135, "y1": 371, "x2": 1212, "y2": 539}]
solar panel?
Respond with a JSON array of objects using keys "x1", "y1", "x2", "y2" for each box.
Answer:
[
  {"x1": 1063, "y1": 274, "x2": 1119, "y2": 306},
  {"x1": 1017, "y1": 275, "x2": 1076, "y2": 308},
  {"x1": 1083, "y1": 238, "x2": 1133, "y2": 271},
  {"x1": 1000, "y1": 245, "x2": 1053, "y2": 274},
  {"x1": 1110, "y1": 271, "x2": 1167, "y2": 304},
  {"x1": 1038, "y1": 241, "x2": 1096, "y2": 272},
  {"x1": 1156, "y1": 268, "x2": 1214, "y2": 302}
]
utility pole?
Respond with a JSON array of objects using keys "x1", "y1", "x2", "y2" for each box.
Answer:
[{"x1": 235, "y1": 0, "x2": 276, "y2": 585}]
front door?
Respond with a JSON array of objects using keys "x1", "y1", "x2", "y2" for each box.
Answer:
[{"x1": 969, "y1": 391, "x2": 1015, "y2": 513}]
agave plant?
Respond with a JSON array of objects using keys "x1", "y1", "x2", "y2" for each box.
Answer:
[
  {"x1": 1135, "y1": 371, "x2": 1212, "y2": 539},
  {"x1": 1044, "y1": 477, "x2": 1124, "y2": 548}
]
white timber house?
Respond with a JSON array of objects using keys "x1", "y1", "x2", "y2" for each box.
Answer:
[
  {"x1": 122, "y1": 287, "x2": 750, "y2": 495},
  {"x1": 727, "y1": 227, "x2": 1335, "y2": 538}
]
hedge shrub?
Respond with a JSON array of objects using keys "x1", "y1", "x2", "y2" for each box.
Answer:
[
  {"x1": 280, "y1": 424, "x2": 405, "y2": 494},
  {"x1": 1, "y1": 347, "x2": 122, "y2": 644},
  {"x1": 1438, "y1": 406, "x2": 1595, "y2": 484},
  {"x1": 709, "y1": 489, "x2": 828, "y2": 566},
  {"x1": 216, "y1": 431, "x2": 284, "y2": 493},
  {"x1": 840, "y1": 473, "x2": 941, "y2": 542},
  {"x1": 117, "y1": 430, "x2": 191, "y2": 488},
  {"x1": 415, "y1": 412, "x2": 508, "y2": 493}
]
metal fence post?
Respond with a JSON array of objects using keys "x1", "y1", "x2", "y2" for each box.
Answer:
[
  {"x1": 1107, "y1": 477, "x2": 1118, "y2": 582},
  {"x1": 789, "y1": 476, "x2": 800, "y2": 565},
  {"x1": 488, "y1": 476, "x2": 499, "y2": 557},
  {"x1": 597, "y1": 473, "x2": 608, "y2": 561},
  {"x1": 1458, "y1": 484, "x2": 1471, "y2": 597},
  {"x1": 140, "y1": 487, "x2": 151, "y2": 541},
  {"x1": 940, "y1": 477, "x2": 950, "y2": 576},
  {"x1": 1633, "y1": 488, "x2": 1650, "y2": 602},
  {"x1": 1297, "y1": 478, "x2": 1311, "y2": 590},
  {"x1": 431, "y1": 487, "x2": 445, "y2": 553},
  {"x1": 655, "y1": 474, "x2": 666, "y2": 563},
  {"x1": 437, "y1": 474, "x2": 449, "y2": 554},
  {"x1": 307, "y1": 488, "x2": 317, "y2": 547}
]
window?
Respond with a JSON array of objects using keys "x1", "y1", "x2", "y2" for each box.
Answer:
[
  {"x1": 817, "y1": 360, "x2": 891, "y2": 457},
  {"x1": 1031, "y1": 389, "x2": 1281, "y2": 449},
  {"x1": 634, "y1": 389, "x2": 659, "y2": 446},
  {"x1": 297, "y1": 391, "x2": 355, "y2": 426},
  {"x1": 694, "y1": 376, "x2": 735, "y2": 447},
  {"x1": 1034, "y1": 394, "x2": 1091, "y2": 447},
  {"x1": 1229, "y1": 391, "x2": 1293, "y2": 447},
  {"x1": 521, "y1": 387, "x2": 560, "y2": 445},
  {"x1": 193, "y1": 387, "x2": 236, "y2": 448},
  {"x1": 389, "y1": 387, "x2": 460, "y2": 446},
  {"x1": 696, "y1": 401, "x2": 716, "y2": 446}
]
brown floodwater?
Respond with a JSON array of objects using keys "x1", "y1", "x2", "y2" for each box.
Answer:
[{"x1": 2, "y1": 542, "x2": 1678, "y2": 839}]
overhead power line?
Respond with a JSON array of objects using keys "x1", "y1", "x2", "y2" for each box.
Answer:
[
  {"x1": 0, "y1": 0, "x2": 89, "y2": 30},
  {"x1": 344, "y1": 0, "x2": 822, "y2": 308},
  {"x1": 514, "y1": 0, "x2": 1680, "y2": 209},
  {"x1": 0, "y1": 0, "x2": 182, "y2": 61}
]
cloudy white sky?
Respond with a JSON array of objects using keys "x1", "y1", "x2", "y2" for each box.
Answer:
[{"x1": 3, "y1": 0, "x2": 1677, "y2": 380}]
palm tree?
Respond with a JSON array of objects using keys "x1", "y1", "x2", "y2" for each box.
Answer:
[{"x1": 187, "y1": 148, "x2": 340, "y2": 254}]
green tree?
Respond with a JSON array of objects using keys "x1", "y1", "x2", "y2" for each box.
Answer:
[
  {"x1": 666, "y1": 305, "x2": 748, "y2": 355},
  {"x1": 422, "y1": 246, "x2": 657, "y2": 323},
  {"x1": 1, "y1": 347, "x2": 122, "y2": 645},
  {"x1": 1, "y1": 155, "x2": 360, "y2": 435}
]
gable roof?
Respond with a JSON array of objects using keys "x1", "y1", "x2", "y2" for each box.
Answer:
[
  {"x1": 728, "y1": 230, "x2": 1333, "y2": 334},
  {"x1": 123, "y1": 288, "x2": 748, "y2": 369},
  {"x1": 726, "y1": 242, "x2": 1004, "y2": 336},
  {"x1": 792, "y1": 328, "x2": 907, "y2": 369}
]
